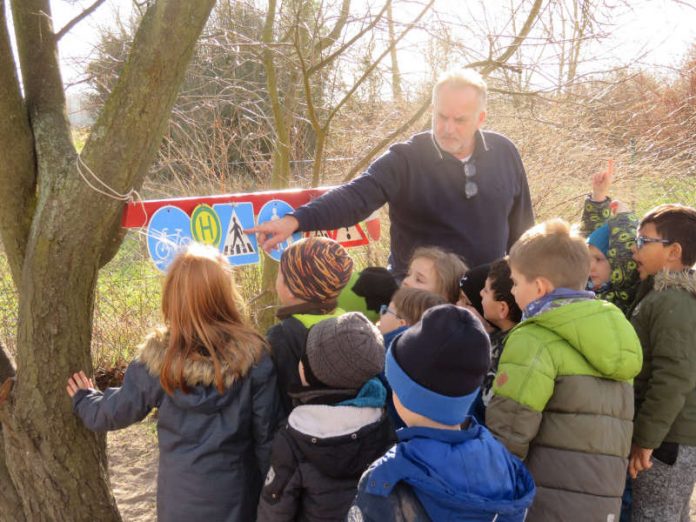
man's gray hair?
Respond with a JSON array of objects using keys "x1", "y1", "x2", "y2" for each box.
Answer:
[{"x1": 432, "y1": 69, "x2": 487, "y2": 111}]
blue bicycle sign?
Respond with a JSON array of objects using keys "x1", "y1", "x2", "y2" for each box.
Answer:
[{"x1": 147, "y1": 206, "x2": 194, "y2": 272}]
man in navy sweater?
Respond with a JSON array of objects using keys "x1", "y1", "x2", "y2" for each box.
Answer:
[{"x1": 252, "y1": 70, "x2": 534, "y2": 278}]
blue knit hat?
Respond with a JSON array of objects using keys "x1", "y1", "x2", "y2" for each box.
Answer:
[
  {"x1": 587, "y1": 224, "x2": 610, "y2": 257},
  {"x1": 385, "y1": 304, "x2": 490, "y2": 425}
]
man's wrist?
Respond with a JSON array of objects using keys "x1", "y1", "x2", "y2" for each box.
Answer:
[{"x1": 286, "y1": 214, "x2": 301, "y2": 232}]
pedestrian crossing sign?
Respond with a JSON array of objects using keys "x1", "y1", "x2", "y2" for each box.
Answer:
[{"x1": 213, "y1": 203, "x2": 259, "y2": 266}]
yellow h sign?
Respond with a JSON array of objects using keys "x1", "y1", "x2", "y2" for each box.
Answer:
[{"x1": 191, "y1": 205, "x2": 222, "y2": 247}]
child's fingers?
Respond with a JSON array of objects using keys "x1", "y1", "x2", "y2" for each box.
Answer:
[
  {"x1": 606, "y1": 158, "x2": 615, "y2": 177},
  {"x1": 78, "y1": 371, "x2": 93, "y2": 389}
]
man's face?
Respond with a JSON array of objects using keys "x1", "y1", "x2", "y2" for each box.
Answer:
[{"x1": 432, "y1": 85, "x2": 486, "y2": 159}]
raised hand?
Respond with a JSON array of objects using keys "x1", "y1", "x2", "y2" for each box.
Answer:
[
  {"x1": 66, "y1": 370, "x2": 95, "y2": 398},
  {"x1": 245, "y1": 215, "x2": 299, "y2": 252},
  {"x1": 591, "y1": 158, "x2": 614, "y2": 202}
]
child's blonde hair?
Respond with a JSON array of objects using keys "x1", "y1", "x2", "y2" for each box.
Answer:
[
  {"x1": 392, "y1": 288, "x2": 447, "y2": 325},
  {"x1": 161, "y1": 244, "x2": 267, "y2": 395},
  {"x1": 509, "y1": 219, "x2": 590, "y2": 290},
  {"x1": 410, "y1": 247, "x2": 469, "y2": 303}
]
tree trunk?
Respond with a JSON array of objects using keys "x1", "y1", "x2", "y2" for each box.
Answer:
[
  {"x1": 0, "y1": 344, "x2": 24, "y2": 521},
  {"x1": 0, "y1": 1, "x2": 215, "y2": 519},
  {"x1": 387, "y1": 2, "x2": 402, "y2": 102}
]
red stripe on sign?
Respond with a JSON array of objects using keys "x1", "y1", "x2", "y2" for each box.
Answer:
[{"x1": 121, "y1": 187, "x2": 333, "y2": 228}]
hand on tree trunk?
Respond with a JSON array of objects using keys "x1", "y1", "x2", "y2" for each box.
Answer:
[{"x1": 66, "y1": 371, "x2": 95, "y2": 398}]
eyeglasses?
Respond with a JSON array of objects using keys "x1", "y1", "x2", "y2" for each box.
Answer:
[
  {"x1": 379, "y1": 304, "x2": 399, "y2": 318},
  {"x1": 464, "y1": 161, "x2": 478, "y2": 199},
  {"x1": 635, "y1": 236, "x2": 672, "y2": 249}
]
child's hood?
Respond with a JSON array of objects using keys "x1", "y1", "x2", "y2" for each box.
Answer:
[
  {"x1": 137, "y1": 328, "x2": 250, "y2": 413},
  {"x1": 287, "y1": 402, "x2": 393, "y2": 479},
  {"x1": 653, "y1": 269, "x2": 696, "y2": 297},
  {"x1": 367, "y1": 424, "x2": 535, "y2": 519},
  {"x1": 521, "y1": 299, "x2": 642, "y2": 380}
]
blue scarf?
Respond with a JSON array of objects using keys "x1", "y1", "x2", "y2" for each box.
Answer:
[
  {"x1": 338, "y1": 377, "x2": 387, "y2": 408},
  {"x1": 522, "y1": 287, "x2": 595, "y2": 320}
]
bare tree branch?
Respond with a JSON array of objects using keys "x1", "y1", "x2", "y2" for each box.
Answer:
[
  {"x1": 315, "y1": 0, "x2": 350, "y2": 53},
  {"x1": 308, "y1": 0, "x2": 391, "y2": 75},
  {"x1": 54, "y1": 0, "x2": 108, "y2": 41},
  {"x1": 342, "y1": 95, "x2": 431, "y2": 182},
  {"x1": 482, "y1": 0, "x2": 544, "y2": 75},
  {"x1": 327, "y1": 0, "x2": 435, "y2": 124}
]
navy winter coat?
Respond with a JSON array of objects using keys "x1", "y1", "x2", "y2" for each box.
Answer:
[
  {"x1": 72, "y1": 329, "x2": 283, "y2": 522},
  {"x1": 292, "y1": 130, "x2": 534, "y2": 277},
  {"x1": 349, "y1": 421, "x2": 535, "y2": 521}
]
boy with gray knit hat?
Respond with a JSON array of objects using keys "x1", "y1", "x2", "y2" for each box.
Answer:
[
  {"x1": 257, "y1": 312, "x2": 395, "y2": 522},
  {"x1": 349, "y1": 304, "x2": 535, "y2": 522}
]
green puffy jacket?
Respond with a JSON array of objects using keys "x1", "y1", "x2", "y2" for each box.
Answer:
[
  {"x1": 630, "y1": 269, "x2": 696, "y2": 449},
  {"x1": 487, "y1": 299, "x2": 642, "y2": 521}
]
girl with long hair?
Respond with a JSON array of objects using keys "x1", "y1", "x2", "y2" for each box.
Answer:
[{"x1": 67, "y1": 244, "x2": 281, "y2": 522}]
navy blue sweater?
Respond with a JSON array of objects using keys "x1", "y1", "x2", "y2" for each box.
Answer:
[{"x1": 293, "y1": 130, "x2": 534, "y2": 277}]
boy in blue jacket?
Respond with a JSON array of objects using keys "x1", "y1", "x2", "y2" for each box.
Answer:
[{"x1": 349, "y1": 304, "x2": 535, "y2": 521}]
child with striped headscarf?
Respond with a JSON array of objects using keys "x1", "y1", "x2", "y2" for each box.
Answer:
[{"x1": 267, "y1": 237, "x2": 355, "y2": 416}]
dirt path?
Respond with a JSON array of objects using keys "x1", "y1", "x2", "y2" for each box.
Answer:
[
  {"x1": 107, "y1": 420, "x2": 158, "y2": 522},
  {"x1": 107, "y1": 420, "x2": 696, "y2": 521}
]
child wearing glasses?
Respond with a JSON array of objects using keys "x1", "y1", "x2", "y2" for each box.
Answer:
[
  {"x1": 486, "y1": 219, "x2": 642, "y2": 521},
  {"x1": 579, "y1": 164, "x2": 640, "y2": 315},
  {"x1": 377, "y1": 287, "x2": 447, "y2": 348},
  {"x1": 377, "y1": 287, "x2": 447, "y2": 429},
  {"x1": 627, "y1": 204, "x2": 696, "y2": 521},
  {"x1": 401, "y1": 246, "x2": 468, "y2": 303}
]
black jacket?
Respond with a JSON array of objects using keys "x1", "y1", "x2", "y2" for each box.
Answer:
[
  {"x1": 292, "y1": 130, "x2": 533, "y2": 277},
  {"x1": 267, "y1": 308, "x2": 345, "y2": 417},
  {"x1": 257, "y1": 403, "x2": 395, "y2": 521}
]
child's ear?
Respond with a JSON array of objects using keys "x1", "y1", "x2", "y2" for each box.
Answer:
[
  {"x1": 667, "y1": 242, "x2": 683, "y2": 264},
  {"x1": 536, "y1": 276, "x2": 554, "y2": 297},
  {"x1": 498, "y1": 301, "x2": 510, "y2": 321}
]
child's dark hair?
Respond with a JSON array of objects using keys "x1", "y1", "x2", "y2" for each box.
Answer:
[
  {"x1": 392, "y1": 287, "x2": 447, "y2": 325},
  {"x1": 487, "y1": 258, "x2": 522, "y2": 323},
  {"x1": 640, "y1": 204, "x2": 696, "y2": 267}
]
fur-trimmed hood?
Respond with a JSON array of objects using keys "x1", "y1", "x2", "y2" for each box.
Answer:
[
  {"x1": 653, "y1": 269, "x2": 696, "y2": 295},
  {"x1": 137, "y1": 328, "x2": 262, "y2": 411}
]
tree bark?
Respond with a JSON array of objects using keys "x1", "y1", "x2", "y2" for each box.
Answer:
[
  {"x1": 0, "y1": 344, "x2": 24, "y2": 521},
  {"x1": 0, "y1": 0, "x2": 36, "y2": 286},
  {"x1": 0, "y1": 1, "x2": 215, "y2": 519},
  {"x1": 387, "y1": 2, "x2": 402, "y2": 101}
]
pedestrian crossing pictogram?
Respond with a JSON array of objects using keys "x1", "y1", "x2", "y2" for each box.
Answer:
[
  {"x1": 213, "y1": 202, "x2": 259, "y2": 266},
  {"x1": 223, "y1": 209, "x2": 256, "y2": 256}
]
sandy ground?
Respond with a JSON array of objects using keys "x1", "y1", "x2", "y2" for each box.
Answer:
[
  {"x1": 108, "y1": 420, "x2": 158, "y2": 522},
  {"x1": 107, "y1": 419, "x2": 696, "y2": 521}
]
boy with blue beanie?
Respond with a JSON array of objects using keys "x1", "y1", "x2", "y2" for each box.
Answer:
[{"x1": 349, "y1": 304, "x2": 536, "y2": 521}]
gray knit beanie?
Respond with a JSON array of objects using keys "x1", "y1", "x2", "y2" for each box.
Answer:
[{"x1": 304, "y1": 312, "x2": 385, "y2": 389}]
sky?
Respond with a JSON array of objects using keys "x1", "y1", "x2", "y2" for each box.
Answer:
[{"x1": 20, "y1": 0, "x2": 696, "y2": 93}]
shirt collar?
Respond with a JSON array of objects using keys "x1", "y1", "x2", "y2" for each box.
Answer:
[{"x1": 429, "y1": 129, "x2": 489, "y2": 161}]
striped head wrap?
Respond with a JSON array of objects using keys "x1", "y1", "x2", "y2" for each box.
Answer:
[{"x1": 280, "y1": 237, "x2": 354, "y2": 304}]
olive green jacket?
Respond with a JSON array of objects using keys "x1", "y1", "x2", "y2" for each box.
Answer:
[
  {"x1": 630, "y1": 269, "x2": 696, "y2": 449},
  {"x1": 487, "y1": 299, "x2": 642, "y2": 521}
]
